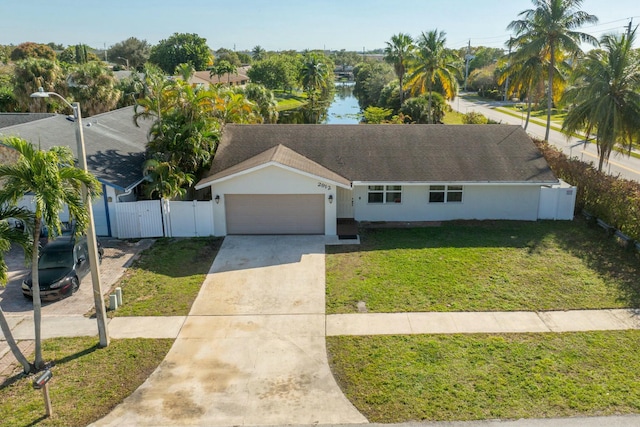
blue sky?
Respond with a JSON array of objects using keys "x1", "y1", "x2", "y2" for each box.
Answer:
[{"x1": 1, "y1": 0, "x2": 638, "y2": 52}]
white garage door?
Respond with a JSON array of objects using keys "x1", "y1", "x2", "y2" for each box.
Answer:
[{"x1": 225, "y1": 194, "x2": 324, "y2": 235}]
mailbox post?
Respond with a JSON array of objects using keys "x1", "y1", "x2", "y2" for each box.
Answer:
[{"x1": 33, "y1": 369, "x2": 53, "y2": 417}]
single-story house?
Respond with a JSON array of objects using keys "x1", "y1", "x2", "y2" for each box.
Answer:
[
  {"x1": 189, "y1": 67, "x2": 250, "y2": 87},
  {"x1": 196, "y1": 124, "x2": 573, "y2": 236},
  {"x1": 0, "y1": 106, "x2": 151, "y2": 237}
]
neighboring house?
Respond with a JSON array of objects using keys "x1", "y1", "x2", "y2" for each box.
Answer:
[
  {"x1": 196, "y1": 124, "x2": 575, "y2": 237},
  {"x1": 0, "y1": 112, "x2": 56, "y2": 129},
  {"x1": 0, "y1": 106, "x2": 152, "y2": 237},
  {"x1": 189, "y1": 67, "x2": 250, "y2": 87}
]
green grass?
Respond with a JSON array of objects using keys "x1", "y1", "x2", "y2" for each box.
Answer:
[
  {"x1": 326, "y1": 220, "x2": 640, "y2": 313},
  {"x1": 442, "y1": 109, "x2": 465, "y2": 124},
  {"x1": 328, "y1": 331, "x2": 640, "y2": 422},
  {"x1": 0, "y1": 337, "x2": 172, "y2": 427},
  {"x1": 274, "y1": 90, "x2": 308, "y2": 111},
  {"x1": 111, "y1": 237, "x2": 222, "y2": 317}
]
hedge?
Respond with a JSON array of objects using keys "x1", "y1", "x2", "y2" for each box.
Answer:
[{"x1": 534, "y1": 139, "x2": 640, "y2": 242}]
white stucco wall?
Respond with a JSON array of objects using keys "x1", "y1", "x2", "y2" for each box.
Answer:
[
  {"x1": 353, "y1": 184, "x2": 542, "y2": 222},
  {"x1": 207, "y1": 165, "x2": 338, "y2": 236}
]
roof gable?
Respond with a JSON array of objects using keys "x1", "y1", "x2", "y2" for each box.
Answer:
[
  {"x1": 197, "y1": 144, "x2": 351, "y2": 188},
  {"x1": 201, "y1": 124, "x2": 557, "y2": 185}
]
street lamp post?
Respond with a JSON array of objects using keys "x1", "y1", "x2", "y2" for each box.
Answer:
[
  {"x1": 30, "y1": 88, "x2": 109, "y2": 347},
  {"x1": 117, "y1": 57, "x2": 129, "y2": 70}
]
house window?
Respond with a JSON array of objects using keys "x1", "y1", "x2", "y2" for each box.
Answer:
[
  {"x1": 429, "y1": 185, "x2": 463, "y2": 203},
  {"x1": 368, "y1": 185, "x2": 402, "y2": 204}
]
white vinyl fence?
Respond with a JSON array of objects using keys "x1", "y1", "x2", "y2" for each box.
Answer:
[
  {"x1": 114, "y1": 200, "x2": 164, "y2": 238},
  {"x1": 114, "y1": 199, "x2": 214, "y2": 239},
  {"x1": 538, "y1": 181, "x2": 577, "y2": 220}
]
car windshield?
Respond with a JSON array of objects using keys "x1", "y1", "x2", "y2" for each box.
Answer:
[{"x1": 38, "y1": 249, "x2": 74, "y2": 270}]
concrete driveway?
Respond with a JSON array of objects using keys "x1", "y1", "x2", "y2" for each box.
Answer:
[{"x1": 92, "y1": 235, "x2": 367, "y2": 427}]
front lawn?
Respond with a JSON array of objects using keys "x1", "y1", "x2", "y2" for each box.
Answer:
[
  {"x1": 326, "y1": 220, "x2": 640, "y2": 313},
  {"x1": 328, "y1": 331, "x2": 640, "y2": 422},
  {"x1": 110, "y1": 237, "x2": 222, "y2": 317},
  {"x1": 0, "y1": 337, "x2": 172, "y2": 427}
]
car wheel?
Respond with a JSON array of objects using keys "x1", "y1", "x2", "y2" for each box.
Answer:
[{"x1": 70, "y1": 277, "x2": 79, "y2": 294}]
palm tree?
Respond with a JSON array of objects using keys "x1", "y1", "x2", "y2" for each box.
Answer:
[
  {"x1": 134, "y1": 64, "x2": 177, "y2": 139},
  {"x1": 508, "y1": 0, "x2": 598, "y2": 141},
  {"x1": 498, "y1": 38, "x2": 570, "y2": 130},
  {"x1": 210, "y1": 60, "x2": 237, "y2": 85},
  {"x1": 299, "y1": 54, "x2": 331, "y2": 102},
  {"x1": 0, "y1": 137, "x2": 100, "y2": 370},
  {"x1": 384, "y1": 33, "x2": 414, "y2": 105},
  {"x1": 252, "y1": 45, "x2": 266, "y2": 61},
  {"x1": 0, "y1": 204, "x2": 34, "y2": 374},
  {"x1": 562, "y1": 28, "x2": 640, "y2": 171},
  {"x1": 143, "y1": 157, "x2": 194, "y2": 200},
  {"x1": 405, "y1": 29, "x2": 460, "y2": 123},
  {"x1": 238, "y1": 83, "x2": 279, "y2": 123}
]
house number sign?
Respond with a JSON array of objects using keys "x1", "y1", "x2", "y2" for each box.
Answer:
[{"x1": 317, "y1": 182, "x2": 332, "y2": 190}]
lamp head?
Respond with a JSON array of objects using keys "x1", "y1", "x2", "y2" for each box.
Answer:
[{"x1": 30, "y1": 87, "x2": 50, "y2": 98}]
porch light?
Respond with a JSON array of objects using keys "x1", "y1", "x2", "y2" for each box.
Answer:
[
  {"x1": 215, "y1": 195, "x2": 220, "y2": 204},
  {"x1": 328, "y1": 194, "x2": 333, "y2": 204}
]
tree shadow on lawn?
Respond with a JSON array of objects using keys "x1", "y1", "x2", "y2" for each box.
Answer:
[{"x1": 328, "y1": 218, "x2": 640, "y2": 308}]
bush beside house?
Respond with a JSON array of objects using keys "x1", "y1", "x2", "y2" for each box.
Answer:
[{"x1": 534, "y1": 139, "x2": 640, "y2": 242}]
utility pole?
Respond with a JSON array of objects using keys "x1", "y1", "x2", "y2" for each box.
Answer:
[
  {"x1": 464, "y1": 40, "x2": 474, "y2": 92},
  {"x1": 504, "y1": 37, "x2": 512, "y2": 102}
]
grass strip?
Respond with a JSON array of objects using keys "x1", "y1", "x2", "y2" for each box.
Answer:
[
  {"x1": 0, "y1": 337, "x2": 172, "y2": 427},
  {"x1": 328, "y1": 331, "x2": 640, "y2": 422},
  {"x1": 326, "y1": 220, "x2": 640, "y2": 313},
  {"x1": 111, "y1": 237, "x2": 222, "y2": 317}
]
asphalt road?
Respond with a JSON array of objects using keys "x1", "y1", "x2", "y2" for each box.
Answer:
[{"x1": 450, "y1": 95, "x2": 640, "y2": 183}]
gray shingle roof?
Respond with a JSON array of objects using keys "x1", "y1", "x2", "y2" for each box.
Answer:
[
  {"x1": 0, "y1": 113, "x2": 56, "y2": 129},
  {"x1": 0, "y1": 106, "x2": 151, "y2": 191},
  {"x1": 202, "y1": 124, "x2": 557, "y2": 185}
]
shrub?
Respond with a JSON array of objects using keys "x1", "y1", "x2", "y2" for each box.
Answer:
[
  {"x1": 534, "y1": 139, "x2": 640, "y2": 241},
  {"x1": 462, "y1": 111, "x2": 488, "y2": 124}
]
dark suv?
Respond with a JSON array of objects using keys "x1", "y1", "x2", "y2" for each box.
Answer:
[{"x1": 22, "y1": 235, "x2": 104, "y2": 301}]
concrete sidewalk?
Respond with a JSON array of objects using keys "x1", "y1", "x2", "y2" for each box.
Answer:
[
  {"x1": 3, "y1": 308, "x2": 638, "y2": 344},
  {"x1": 4, "y1": 307, "x2": 640, "y2": 379},
  {"x1": 326, "y1": 309, "x2": 640, "y2": 336}
]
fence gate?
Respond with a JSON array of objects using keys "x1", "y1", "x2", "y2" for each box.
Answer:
[
  {"x1": 167, "y1": 200, "x2": 214, "y2": 237},
  {"x1": 114, "y1": 200, "x2": 164, "y2": 238}
]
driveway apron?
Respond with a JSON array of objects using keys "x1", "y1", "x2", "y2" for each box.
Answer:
[{"x1": 92, "y1": 235, "x2": 366, "y2": 426}]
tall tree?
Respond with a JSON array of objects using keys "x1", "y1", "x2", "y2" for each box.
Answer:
[
  {"x1": 107, "y1": 37, "x2": 151, "y2": 71},
  {"x1": 67, "y1": 62, "x2": 121, "y2": 116},
  {"x1": 237, "y1": 83, "x2": 279, "y2": 123},
  {"x1": 384, "y1": 33, "x2": 414, "y2": 105},
  {"x1": 562, "y1": 29, "x2": 640, "y2": 171},
  {"x1": 10, "y1": 42, "x2": 56, "y2": 61},
  {"x1": 406, "y1": 30, "x2": 460, "y2": 123},
  {"x1": 299, "y1": 52, "x2": 333, "y2": 103},
  {"x1": 209, "y1": 60, "x2": 237, "y2": 84},
  {"x1": 252, "y1": 45, "x2": 266, "y2": 61},
  {"x1": 0, "y1": 204, "x2": 34, "y2": 374},
  {"x1": 12, "y1": 58, "x2": 65, "y2": 113},
  {"x1": 0, "y1": 137, "x2": 100, "y2": 370},
  {"x1": 508, "y1": 0, "x2": 598, "y2": 141},
  {"x1": 149, "y1": 33, "x2": 211, "y2": 74},
  {"x1": 247, "y1": 54, "x2": 301, "y2": 91}
]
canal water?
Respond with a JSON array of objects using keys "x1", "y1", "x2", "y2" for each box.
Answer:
[{"x1": 278, "y1": 82, "x2": 361, "y2": 124}]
